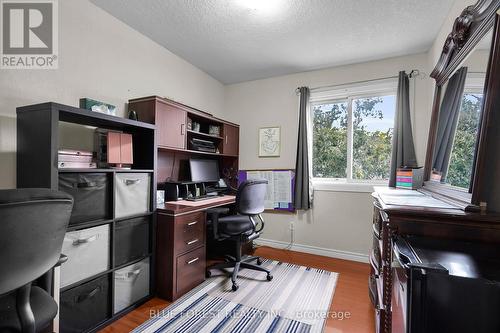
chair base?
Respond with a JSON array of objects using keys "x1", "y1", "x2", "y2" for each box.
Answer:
[{"x1": 206, "y1": 256, "x2": 273, "y2": 291}]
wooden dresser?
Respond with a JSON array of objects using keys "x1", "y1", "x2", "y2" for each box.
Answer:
[{"x1": 369, "y1": 187, "x2": 500, "y2": 333}]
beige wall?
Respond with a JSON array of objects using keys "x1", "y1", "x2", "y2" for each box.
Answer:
[
  {"x1": 0, "y1": 0, "x2": 225, "y2": 189},
  {"x1": 223, "y1": 54, "x2": 433, "y2": 260}
]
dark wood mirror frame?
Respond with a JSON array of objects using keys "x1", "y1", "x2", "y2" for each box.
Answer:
[{"x1": 424, "y1": 0, "x2": 500, "y2": 211}]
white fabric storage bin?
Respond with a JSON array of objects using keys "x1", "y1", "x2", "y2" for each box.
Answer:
[
  {"x1": 61, "y1": 224, "x2": 110, "y2": 288},
  {"x1": 114, "y1": 173, "x2": 151, "y2": 219},
  {"x1": 114, "y1": 258, "x2": 150, "y2": 313}
]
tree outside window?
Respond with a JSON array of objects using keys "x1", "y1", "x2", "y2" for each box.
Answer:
[{"x1": 312, "y1": 94, "x2": 396, "y2": 182}]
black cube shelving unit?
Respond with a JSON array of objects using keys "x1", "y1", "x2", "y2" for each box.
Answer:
[{"x1": 16, "y1": 102, "x2": 157, "y2": 332}]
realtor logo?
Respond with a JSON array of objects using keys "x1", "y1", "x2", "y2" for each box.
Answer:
[{"x1": 1, "y1": 0, "x2": 58, "y2": 69}]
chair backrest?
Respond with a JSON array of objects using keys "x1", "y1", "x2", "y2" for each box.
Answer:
[
  {"x1": 0, "y1": 188, "x2": 73, "y2": 295},
  {"x1": 236, "y1": 179, "x2": 268, "y2": 216}
]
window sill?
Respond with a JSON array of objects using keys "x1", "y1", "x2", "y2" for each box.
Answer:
[{"x1": 312, "y1": 180, "x2": 387, "y2": 193}]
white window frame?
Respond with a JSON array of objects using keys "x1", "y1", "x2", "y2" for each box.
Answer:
[{"x1": 310, "y1": 78, "x2": 398, "y2": 192}]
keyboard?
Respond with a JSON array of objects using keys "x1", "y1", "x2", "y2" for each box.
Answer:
[{"x1": 185, "y1": 194, "x2": 222, "y2": 202}]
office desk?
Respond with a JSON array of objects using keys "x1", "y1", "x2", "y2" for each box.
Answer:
[
  {"x1": 157, "y1": 195, "x2": 236, "y2": 216},
  {"x1": 156, "y1": 195, "x2": 236, "y2": 301}
]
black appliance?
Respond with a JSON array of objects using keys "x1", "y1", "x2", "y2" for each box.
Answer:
[
  {"x1": 392, "y1": 235, "x2": 500, "y2": 333},
  {"x1": 190, "y1": 138, "x2": 217, "y2": 153}
]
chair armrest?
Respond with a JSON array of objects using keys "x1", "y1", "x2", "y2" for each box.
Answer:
[
  {"x1": 35, "y1": 254, "x2": 67, "y2": 293},
  {"x1": 56, "y1": 254, "x2": 68, "y2": 267},
  {"x1": 206, "y1": 207, "x2": 230, "y2": 215},
  {"x1": 207, "y1": 207, "x2": 230, "y2": 239}
]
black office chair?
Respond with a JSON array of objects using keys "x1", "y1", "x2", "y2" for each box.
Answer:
[
  {"x1": 0, "y1": 189, "x2": 73, "y2": 333},
  {"x1": 206, "y1": 179, "x2": 272, "y2": 291}
]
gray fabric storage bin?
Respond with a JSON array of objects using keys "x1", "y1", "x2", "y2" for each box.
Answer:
[
  {"x1": 115, "y1": 173, "x2": 151, "y2": 219},
  {"x1": 61, "y1": 224, "x2": 110, "y2": 288},
  {"x1": 115, "y1": 216, "x2": 150, "y2": 267},
  {"x1": 60, "y1": 274, "x2": 110, "y2": 333},
  {"x1": 113, "y1": 258, "x2": 150, "y2": 313},
  {"x1": 59, "y1": 173, "x2": 110, "y2": 225}
]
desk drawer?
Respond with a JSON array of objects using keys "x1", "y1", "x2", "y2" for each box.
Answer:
[
  {"x1": 176, "y1": 246, "x2": 205, "y2": 296},
  {"x1": 174, "y1": 212, "x2": 205, "y2": 255}
]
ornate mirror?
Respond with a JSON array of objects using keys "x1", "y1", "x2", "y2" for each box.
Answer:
[{"x1": 424, "y1": 0, "x2": 500, "y2": 211}]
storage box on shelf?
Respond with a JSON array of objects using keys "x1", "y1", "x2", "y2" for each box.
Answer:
[{"x1": 16, "y1": 102, "x2": 156, "y2": 332}]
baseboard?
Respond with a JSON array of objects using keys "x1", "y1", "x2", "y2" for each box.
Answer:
[{"x1": 254, "y1": 238, "x2": 369, "y2": 263}]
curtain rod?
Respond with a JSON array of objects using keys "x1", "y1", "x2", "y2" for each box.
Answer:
[{"x1": 296, "y1": 69, "x2": 423, "y2": 95}]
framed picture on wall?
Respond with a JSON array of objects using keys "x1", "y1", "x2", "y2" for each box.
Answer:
[{"x1": 259, "y1": 127, "x2": 281, "y2": 157}]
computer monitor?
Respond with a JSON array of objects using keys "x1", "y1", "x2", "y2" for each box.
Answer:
[{"x1": 189, "y1": 159, "x2": 220, "y2": 182}]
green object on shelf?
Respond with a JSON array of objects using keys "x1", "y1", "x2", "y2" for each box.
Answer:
[{"x1": 80, "y1": 98, "x2": 117, "y2": 116}]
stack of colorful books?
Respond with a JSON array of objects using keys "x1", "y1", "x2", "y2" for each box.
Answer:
[{"x1": 396, "y1": 168, "x2": 423, "y2": 190}]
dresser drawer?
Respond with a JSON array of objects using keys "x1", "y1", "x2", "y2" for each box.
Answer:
[
  {"x1": 370, "y1": 250, "x2": 381, "y2": 275},
  {"x1": 372, "y1": 234, "x2": 382, "y2": 269},
  {"x1": 369, "y1": 272, "x2": 378, "y2": 307},
  {"x1": 373, "y1": 202, "x2": 385, "y2": 236},
  {"x1": 176, "y1": 246, "x2": 205, "y2": 296},
  {"x1": 174, "y1": 212, "x2": 205, "y2": 255}
]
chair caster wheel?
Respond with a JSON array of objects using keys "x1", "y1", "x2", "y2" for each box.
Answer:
[
  {"x1": 257, "y1": 258, "x2": 263, "y2": 265},
  {"x1": 206, "y1": 270, "x2": 212, "y2": 278},
  {"x1": 232, "y1": 284, "x2": 239, "y2": 291},
  {"x1": 267, "y1": 274, "x2": 273, "y2": 281}
]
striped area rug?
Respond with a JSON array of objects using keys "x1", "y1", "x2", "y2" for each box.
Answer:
[{"x1": 134, "y1": 259, "x2": 338, "y2": 333}]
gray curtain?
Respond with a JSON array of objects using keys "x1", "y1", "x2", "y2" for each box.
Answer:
[
  {"x1": 294, "y1": 87, "x2": 311, "y2": 210},
  {"x1": 389, "y1": 71, "x2": 418, "y2": 187},
  {"x1": 432, "y1": 67, "x2": 468, "y2": 181}
]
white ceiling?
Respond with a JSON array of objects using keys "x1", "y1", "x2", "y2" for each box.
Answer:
[{"x1": 91, "y1": 0, "x2": 456, "y2": 84}]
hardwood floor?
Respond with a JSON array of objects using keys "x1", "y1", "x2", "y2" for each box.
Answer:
[{"x1": 99, "y1": 246, "x2": 374, "y2": 333}]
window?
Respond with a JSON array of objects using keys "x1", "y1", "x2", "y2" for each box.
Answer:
[{"x1": 311, "y1": 79, "x2": 397, "y2": 182}]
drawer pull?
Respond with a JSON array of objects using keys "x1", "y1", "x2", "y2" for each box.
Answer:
[
  {"x1": 187, "y1": 221, "x2": 198, "y2": 226},
  {"x1": 73, "y1": 235, "x2": 98, "y2": 245},
  {"x1": 187, "y1": 257, "x2": 199, "y2": 265},
  {"x1": 116, "y1": 269, "x2": 142, "y2": 280},
  {"x1": 76, "y1": 286, "x2": 100, "y2": 303},
  {"x1": 75, "y1": 181, "x2": 97, "y2": 188},
  {"x1": 186, "y1": 239, "x2": 199, "y2": 245},
  {"x1": 125, "y1": 179, "x2": 141, "y2": 186}
]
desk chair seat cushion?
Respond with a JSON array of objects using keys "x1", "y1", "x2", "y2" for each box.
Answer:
[
  {"x1": 218, "y1": 215, "x2": 254, "y2": 236},
  {"x1": 0, "y1": 286, "x2": 58, "y2": 332}
]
